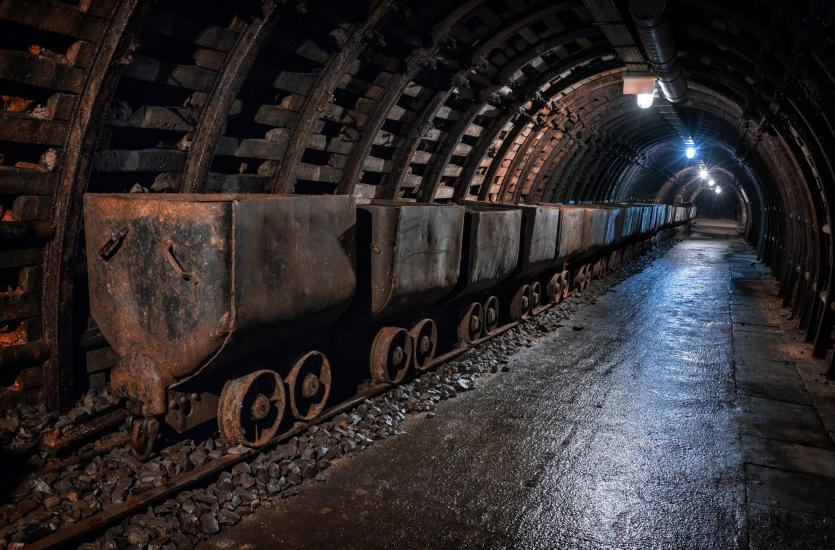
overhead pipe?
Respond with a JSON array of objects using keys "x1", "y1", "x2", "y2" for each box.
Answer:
[{"x1": 628, "y1": 0, "x2": 687, "y2": 103}]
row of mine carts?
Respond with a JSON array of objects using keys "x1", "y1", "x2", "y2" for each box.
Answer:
[{"x1": 84, "y1": 194, "x2": 695, "y2": 457}]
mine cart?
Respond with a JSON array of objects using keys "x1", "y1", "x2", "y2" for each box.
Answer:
[
  {"x1": 655, "y1": 205, "x2": 666, "y2": 230},
  {"x1": 587, "y1": 206, "x2": 610, "y2": 250},
  {"x1": 639, "y1": 205, "x2": 654, "y2": 234},
  {"x1": 621, "y1": 205, "x2": 643, "y2": 238},
  {"x1": 540, "y1": 204, "x2": 584, "y2": 261},
  {"x1": 589, "y1": 204, "x2": 626, "y2": 275},
  {"x1": 540, "y1": 204, "x2": 595, "y2": 293},
  {"x1": 353, "y1": 200, "x2": 465, "y2": 382},
  {"x1": 510, "y1": 206, "x2": 568, "y2": 319},
  {"x1": 85, "y1": 193, "x2": 357, "y2": 455},
  {"x1": 452, "y1": 201, "x2": 522, "y2": 342}
]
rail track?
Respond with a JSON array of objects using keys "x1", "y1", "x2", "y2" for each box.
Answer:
[{"x1": 27, "y1": 324, "x2": 521, "y2": 550}]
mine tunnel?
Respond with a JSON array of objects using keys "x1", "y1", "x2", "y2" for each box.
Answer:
[{"x1": 0, "y1": 0, "x2": 833, "y2": 548}]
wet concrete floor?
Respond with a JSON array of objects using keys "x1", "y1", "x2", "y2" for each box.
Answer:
[{"x1": 204, "y1": 222, "x2": 835, "y2": 549}]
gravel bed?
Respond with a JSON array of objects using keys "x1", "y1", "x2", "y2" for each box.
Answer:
[{"x1": 0, "y1": 238, "x2": 681, "y2": 550}]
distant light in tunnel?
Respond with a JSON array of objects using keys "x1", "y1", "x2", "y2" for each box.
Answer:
[
  {"x1": 699, "y1": 169, "x2": 709, "y2": 179},
  {"x1": 685, "y1": 146, "x2": 696, "y2": 159},
  {"x1": 708, "y1": 179, "x2": 715, "y2": 186},
  {"x1": 636, "y1": 93, "x2": 654, "y2": 109},
  {"x1": 715, "y1": 187, "x2": 722, "y2": 194}
]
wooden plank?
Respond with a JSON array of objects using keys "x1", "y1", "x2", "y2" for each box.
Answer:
[
  {"x1": 0, "y1": 220, "x2": 52, "y2": 246},
  {"x1": 46, "y1": 93, "x2": 76, "y2": 121},
  {"x1": 0, "y1": 0, "x2": 107, "y2": 42},
  {"x1": 0, "y1": 50, "x2": 85, "y2": 93},
  {"x1": 0, "y1": 340, "x2": 49, "y2": 370},
  {"x1": 0, "y1": 292, "x2": 40, "y2": 323},
  {"x1": 103, "y1": 105, "x2": 197, "y2": 131},
  {"x1": 122, "y1": 54, "x2": 217, "y2": 91},
  {"x1": 92, "y1": 149, "x2": 186, "y2": 172},
  {"x1": 0, "y1": 112, "x2": 68, "y2": 146},
  {"x1": 0, "y1": 167, "x2": 55, "y2": 195},
  {"x1": 0, "y1": 248, "x2": 41, "y2": 268},
  {"x1": 143, "y1": 11, "x2": 238, "y2": 51}
]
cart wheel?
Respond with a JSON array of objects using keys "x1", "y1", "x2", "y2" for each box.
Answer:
[
  {"x1": 593, "y1": 258, "x2": 605, "y2": 279},
  {"x1": 483, "y1": 295, "x2": 499, "y2": 334},
  {"x1": 573, "y1": 265, "x2": 586, "y2": 291},
  {"x1": 218, "y1": 370, "x2": 285, "y2": 448},
  {"x1": 130, "y1": 416, "x2": 159, "y2": 461},
  {"x1": 560, "y1": 270, "x2": 571, "y2": 299},
  {"x1": 410, "y1": 318, "x2": 438, "y2": 371},
  {"x1": 510, "y1": 284, "x2": 532, "y2": 320},
  {"x1": 607, "y1": 250, "x2": 620, "y2": 270},
  {"x1": 457, "y1": 302, "x2": 484, "y2": 345},
  {"x1": 370, "y1": 326, "x2": 412, "y2": 384},
  {"x1": 530, "y1": 281, "x2": 543, "y2": 313},
  {"x1": 546, "y1": 273, "x2": 561, "y2": 304},
  {"x1": 285, "y1": 351, "x2": 331, "y2": 421}
]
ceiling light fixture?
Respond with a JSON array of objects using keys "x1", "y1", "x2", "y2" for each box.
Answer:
[
  {"x1": 699, "y1": 168, "x2": 709, "y2": 179},
  {"x1": 624, "y1": 74, "x2": 656, "y2": 109},
  {"x1": 684, "y1": 138, "x2": 697, "y2": 159},
  {"x1": 708, "y1": 179, "x2": 715, "y2": 186},
  {"x1": 715, "y1": 187, "x2": 721, "y2": 194}
]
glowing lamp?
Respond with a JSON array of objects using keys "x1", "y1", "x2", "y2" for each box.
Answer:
[{"x1": 636, "y1": 93, "x2": 654, "y2": 109}]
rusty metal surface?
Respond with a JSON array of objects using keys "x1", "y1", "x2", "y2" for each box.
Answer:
[
  {"x1": 218, "y1": 369, "x2": 285, "y2": 448},
  {"x1": 509, "y1": 284, "x2": 532, "y2": 320},
  {"x1": 483, "y1": 295, "x2": 500, "y2": 334},
  {"x1": 357, "y1": 201, "x2": 464, "y2": 318},
  {"x1": 410, "y1": 319, "x2": 438, "y2": 372},
  {"x1": 129, "y1": 416, "x2": 159, "y2": 461},
  {"x1": 285, "y1": 351, "x2": 332, "y2": 421},
  {"x1": 457, "y1": 302, "x2": 484, "y2": 345},
  {"x1": 454, "y1": 202, "x2": 522, "y2": 298},
  {"x1": 85, "y1": 193, "x2": 356, "y2": 415},
  {"x1": 370, "y1": 327, "x2": 412, "y2": 384},
  {"x1": 164, "y1": 390, "x2": 219, "y2": 434}
]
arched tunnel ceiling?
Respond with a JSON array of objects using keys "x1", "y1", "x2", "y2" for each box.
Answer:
[{"x1": 0, "y1": 0, "x2": 833, "y2": 407}]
